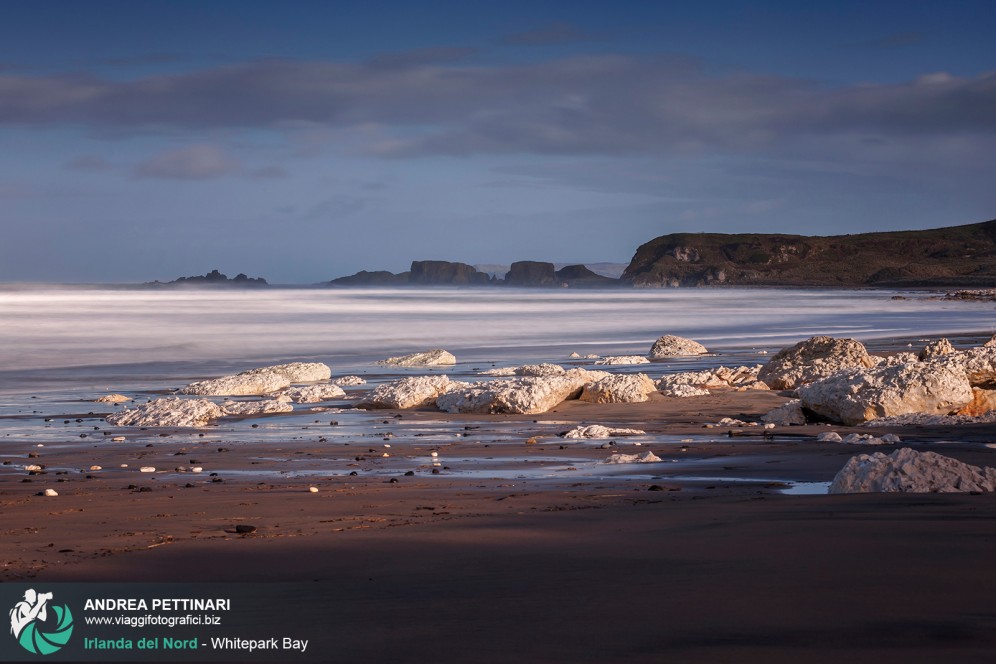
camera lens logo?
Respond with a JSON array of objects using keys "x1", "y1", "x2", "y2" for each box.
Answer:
[{"x1": 9, "y1": 589, "x2": 74, "y2": 655}]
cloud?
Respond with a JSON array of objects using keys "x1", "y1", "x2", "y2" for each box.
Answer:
[
  {"x1": 134, "y1": 144, "x2": 239, "y2": 179},
  {"x1": 365, "y1": 46, "x2": 479, "y2": 68},
  {"x1": 0, "y1": 55, "x2": 994, "y2": 162},
  {"x1": 248, "y1": 165, "x2": 288, "y2": 179},
  {"x1": 500, "y1": 22, "x2": 588, "y2": 45},
  {"x1": 65, "y1": 154, "x2": 113, "y2": 171}
]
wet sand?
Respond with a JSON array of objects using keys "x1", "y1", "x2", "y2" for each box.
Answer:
[{"x1": 3, "y1": 389, "x2": 996, "y2": 661}]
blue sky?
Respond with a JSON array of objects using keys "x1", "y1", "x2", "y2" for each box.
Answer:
[{"x1": 1, "y1": 0, "x2": 994, "y2": 282}]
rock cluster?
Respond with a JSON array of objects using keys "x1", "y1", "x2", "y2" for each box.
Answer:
[
  {"x1": 602, "y1": 451, "x2": 662, "y2": 464},
  {"x1": 480, "y1": 364, "x2": 565, "y2": 377},
  {"x1": 220, "y1": 399, "x2": 294, "y2": 416},
  {"x1": 830, "y1": 448, "x2": 996, "y2": 493},
  {"x1": 95, "y1": 393, "x2": 131, "y2": 403},
  {"x1": 282, "y1": 385, "x2": 347, "y2": 403},
  {"x1": 437, "y1": 368, "x2": 609, "y2": 415},
  {"x1": 376, "y1": 349, "x2": 456, "y2": 367},
  {"x1": 758, "y1": 336, "x2": 880, "y2": 390},
  {"x1": 593, "y1": 356, "x2": 650, "y2": 365},
  {"x1": 179, "y1": 362, "x2": 332, "y2": 396},
  {"x1": 647, "y1": 335, "x2": 708, "y2": 359},
  {"x1": 657, "y1": 365, "x2": 765, "y2": 393}
]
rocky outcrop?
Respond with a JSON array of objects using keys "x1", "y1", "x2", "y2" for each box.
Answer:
[
  {"x1": 622, "y1": 220, "x2": 996, "y2": 288},
  {"x1": 579, "y1": 373, "x2": 657, "y2": 404},
  {"x1": 959, "y1": 345, "x2": 996, "y2": 386},
  {"x1": 409, "y1": 260, "x2": 491, "y2": 286},
  {"x1": 178, "y1": 362, "x2": 332, "y2": 396},
  {"x1": 221, "y1": 399, "x2": 294, "y2": 416},
  {"x1": 106, "y1": 398, "x2": 224, "y2": 427},
  {"x1": 561, "y1": 425, "x2": 646, "y2": 439},
  {"x1": 761, "y1": 400, "x2": 806, "y2": 425},
  {"x1": 504, "y1": 261, "x2": 556, "y2": 287},
  {"x1": 554, "y1": 265, "x2": 619, "y2": 288},
  {"x1": 658, "y1": 384, "x2": 710, "y2": 397},
  {"x1": 758, "y1": 336, "x2": 880, "y2": 390},
  {"x1": 647, "y1": 335, "x2": 708, "y2": 359},
  {"x1": 327, "y1": 270, "x2": 409, "y2": 286},
  {"x1": 436, "y1": 368, "x2": 609, "y2": 415},
  {"x1": 377, "y1": 349, "x2": 456, "y2": 367},
  {"x1": 829, "y1": 448, "x2": 996, "y2": 494},
  {"x1": 148, "y1": 269, "x2": 268, "y2": 288},
  {"x1": 283, "y1": 385, "x2": 347, "y2": 403},
  {"x1": 797, "y1": 359, "x2": 973, "y2": 425},
  {"x1": 358, "y1": 375, "x2": 465, "y2": 410},
  {"x1": 593, "y1": 356, "x2": 650, "y2": 365}
]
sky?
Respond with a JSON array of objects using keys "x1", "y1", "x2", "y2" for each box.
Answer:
[{"x1": 1, "y1": 0, "x2": 994, "y2": 283}]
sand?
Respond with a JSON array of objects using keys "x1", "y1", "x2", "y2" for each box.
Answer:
[{"x1": 3, "y1": 384, "x2": 996, "y2": 661}]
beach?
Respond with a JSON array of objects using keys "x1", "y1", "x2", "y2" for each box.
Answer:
[{"x1": 2, "y1": 287, "x2": 996, "y2": 661}]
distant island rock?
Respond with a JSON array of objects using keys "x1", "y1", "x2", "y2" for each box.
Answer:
[
  {"x1": 147, "y1": 269, "x2": 268, "y2": 288},
  {"x1": 325, "y1": 260, "x2": 621, "y2": 288},
  {"x1": 623, "y1": 219, "x2": 996, "y2": 288}
]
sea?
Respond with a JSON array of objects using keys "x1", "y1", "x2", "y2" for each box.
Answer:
[{"x1": 1, "y1": 286, "x2": 993, "y2": 484}]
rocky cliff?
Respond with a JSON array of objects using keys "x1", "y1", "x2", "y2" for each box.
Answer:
[{"x1": 622, "y1": 219, "x2": 996, "y2": 287}]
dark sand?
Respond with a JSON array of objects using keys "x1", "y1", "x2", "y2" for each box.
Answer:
[{"x1": 3, "y1": 391, "x2": 996, "y2": 662}]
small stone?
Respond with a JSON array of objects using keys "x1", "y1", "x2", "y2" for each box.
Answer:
[
  {"x1": 308, "y1": 486, "x2": 319, "y2": 493},
  {"x1": 139, "y1": 466, "x2": 156, "y2": 473},
  {"x1": 235, "y1": 524, "x2": 257, "y2": 534},
  {"x1": 43, "y1": 489, "x2": 58, "y2": 497},
  {"x1": 404, "y1": 471, "x2": 415, "y2": 476}
]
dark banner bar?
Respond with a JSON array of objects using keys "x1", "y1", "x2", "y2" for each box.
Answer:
[{"x1": 2, "y1": 584, "x2": 334, "y2": 662}]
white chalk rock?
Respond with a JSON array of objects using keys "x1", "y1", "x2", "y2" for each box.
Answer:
[
  {"x1": 817, "y1": 431, "x2": 843, "y2": 442},
  {"x1": 580, "y1": 373, "x2": 657, "y2": 404},
  {"x1": 140, "y1": 466, "x2": 156, "y2": 473},
  {"x1": 882, "y1": 352, "x2": 919, "y2": 366},
  {"x1": 331, "y1": 375, "x2": 366, "y2": 387},
  {"x1": 602, "y1": 451, "x2": 662, "y2": 464},
  {"x1": 758, "y1": 336, "x2": 881, "y2": 390},
  {"x1": 562, "y1": 425, "x2": 646, "y2": 439},
  {"x1": 106, "y1": 398, "x2": 225, "y2": 427},
  {"x1": 437, "y1": 368, "x2": 610, "y2": 415},
  {"x1": 797, "y1": 359, "x2": 973, "y2": 426},
  {"x1": 95, "y1": 393, "x2": 130, "y2": 403},
  {"x1": 659, "y1": 383, "x2": 711, "y2": 398},
  {"x1": 918, "y1": 338, "x2": 956, "y2": 361},
  {"x1": 283, "y1": 384, "x2": 347, "y2": 403},
  {"x1": 221, "y1": 399, "x2": 295, "y2": 416},
  {"x1": 959, "y1": 345, "x2": 996, "y2": 386},
  {"x1": 841, "y1": 433, "x2": 889, "y2": 445},
  {"x1": 359, "y1": 375, "x2": 465, "y2": 410},
  {"x1": 593, "y1": 356, "x2": 651, "y2": 366},
  {"x1": 43, "y1": 489, "x2": 58, "y2": 497},
  {"x1": 761, "y1": 399, "x2": 807, "y2": 426},
  {"x1": 179, "y1": 362, "x2": 332, "y2": 396},
  {"x1": 24, "y1": 464, "x2": 42, "y2": 471},
  {"x1": 376, "y1": 349, "x2": 456, "y2": 367},
  {"x1": 647, "y1": 335, "x2": 708, "y2": 359},
  {"x1": 829, "y1": 447, "x2": 996, "y2": 494}
]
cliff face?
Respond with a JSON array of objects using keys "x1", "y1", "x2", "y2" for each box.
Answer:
[
  {"x1": 505, "y1": 261, "x2": 556, "y2": 286},
  {"x1": 409, "y1": 260, "x2": 491, "y2": 285},
  {"x1": 622, "y1": 220, "x2": 996, "y2": 287}
]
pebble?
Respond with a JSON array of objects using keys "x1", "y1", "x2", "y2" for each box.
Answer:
[
  {"x1": 308, "y1": 486, "x2": 319, "y2": 493},
  {"x1": 191, "y1": 467, "x2": 203, "y2": 473},
  {"x1": 235, "y1": 524, "x2": 257, "y2": 534},
  {"x1": 139, "y1": 466, "x2": 156, "y2": 473},
  {"x1": 112, "y1": 436, "x2": 126, "y2": 442},
  {"x1": 89, "y1": 465, "x2": 102, "y2": 471},
  {"x1": 43, "y1": 489, "x2": 58, "y2": 497}
]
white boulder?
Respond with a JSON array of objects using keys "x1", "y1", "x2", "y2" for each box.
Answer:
[
  {"x1": 829, "y1": 448, "x2": 996, "y2": 494},
  {"x1": 562, "y1": 425, "x2": 646, "y2": 439},
  {"x1": 106, "y1": 398, "x2": 224, "y2": 427},
  {"x1": 594, "y1": 356, "x2": 651, "y2": 365},
  {"x1": 95, "y1": 394, "x2": 130, "y2": 404},
  {"x1": 331, "y1": 375, "x2": 367, "y2": 387},
  {"x1": 918, "y1": 338, "x2": 956, "y2": 361},
  {"x1": 761, "y1": 399, "x2": 806, "y2": 426},
  {"x1": 221, "y1": 399, "x2": 294, "y2": 416},
  {"x1": 816, "y1": 431, "x2": 843, "y2": 442},
  {"x1": 437, "y1": 368, "x2": 610, "y2": 415},
  {"x1": 758, "y1": 336, "x2": 881, "y2": 390},
  {"x1": 797, "y1": 359, "x2": 973, "y2": 426},
  {"x1": 359, "y1": 375, "x2": 465, "y2": 410},
  {"x1": 579, "y1": 373, "x2": 657, "y2": 404},
  {"x1": 602, "y1": 451, "x2": 662, "y2": 464},
  {"x1": 376, "y1": 349, "x2": 456, "y2": 367},
  {"x1": 179, "y1": 362, "x2": 332, "y2": 396},
  {"x1": 283, "y1": 385, "x2": 347, "y2": 403},
  {"x1": 480, "y1": 364, "x2": 565, "y2": 377},
  {"x1": 647, "y1": 335, "x2": 708, "y2": 359}
]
